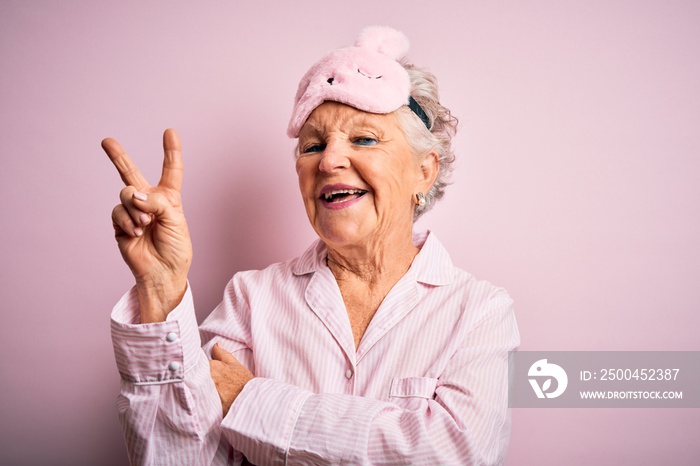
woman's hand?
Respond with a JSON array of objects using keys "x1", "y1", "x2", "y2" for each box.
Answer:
[
  {"x1": 102, "y1": 129, "x2": 192, "y2": 323},
  {"x1": 210, "y1": 344, "x2": 254, "y2": 416}
]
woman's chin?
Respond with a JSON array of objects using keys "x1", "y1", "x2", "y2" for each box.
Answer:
[{"x1": 314, "y1": 221, "x2": 370, "y2": 249}]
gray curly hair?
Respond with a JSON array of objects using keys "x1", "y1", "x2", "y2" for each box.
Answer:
[{"x1": 396, "y1": 62, "x2": 458, "y2": 221}]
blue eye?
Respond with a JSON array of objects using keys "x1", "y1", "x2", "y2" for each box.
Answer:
[
  {"x1": 353, "y1": 137, "x2": 377, "y2": 146},
  {"x1": 303, "y1": 144, "x2": 325, "y2": 153}
]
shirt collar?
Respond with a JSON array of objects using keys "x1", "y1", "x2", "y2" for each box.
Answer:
[{"x1": 291, "y1": 230, "x2": 455, "y2": 286}]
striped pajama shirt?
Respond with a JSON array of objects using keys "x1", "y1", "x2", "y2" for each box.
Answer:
[{"x1": 111, "y1": 231, "x2": 520, "y2": 465}]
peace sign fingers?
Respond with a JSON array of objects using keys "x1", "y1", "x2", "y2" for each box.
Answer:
[
  {"x1": 101, "y1": 137, "x2": 150, "y2": 191},
  {"x1": 102, "y1": 129, "x2": 193, "y2": 322}
]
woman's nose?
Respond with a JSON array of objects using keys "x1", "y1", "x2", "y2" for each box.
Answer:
[{"x1": 318, "y1": 141, "x2": 351, "y2": 173}]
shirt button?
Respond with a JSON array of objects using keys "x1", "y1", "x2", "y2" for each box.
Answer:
[
  {"x1": 166, "y1": 332, "x2": 177, "y2": 342},
  {"x1": 168, "y1": 361, "x2": 181, "y2": 372},
  {"x1": 345, "y1": 369, "x2": 353, "y2": 379}
]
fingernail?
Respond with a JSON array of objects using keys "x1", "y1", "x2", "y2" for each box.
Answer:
[
  {"x1": 133, "y1": 192, "x2": 147, "y2": 201},
  {"x1": 140, "y1": 213, "x2": 151, "y2": 225},
  {"x1": 134, "y1": 227, "x2": 143, "y2": 236}
]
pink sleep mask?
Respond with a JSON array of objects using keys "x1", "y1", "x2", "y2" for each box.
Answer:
[{"x1": 287, "y1": 26, "x2": 428, "y2": 138}]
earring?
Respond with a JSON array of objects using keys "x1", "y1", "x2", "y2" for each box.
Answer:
[{"x1": 415, "y1": 192, "x2": 426, "y2": 206}]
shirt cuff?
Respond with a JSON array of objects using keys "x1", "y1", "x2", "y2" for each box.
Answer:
[
  {"x1": 110, "y1": 283, "x2": 201, "y2": 384},
  {"x1": 221, "y1": 378, "x2": 311, "y2": 464}
]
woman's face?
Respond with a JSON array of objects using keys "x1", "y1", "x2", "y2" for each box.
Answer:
[{"x1": 296, "y1": 101, "x2": 436, "y2": 250}]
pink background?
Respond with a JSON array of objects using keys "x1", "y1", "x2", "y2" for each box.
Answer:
[{"x1": 1, "y1": 1, "x2": 698, "y2": 464}]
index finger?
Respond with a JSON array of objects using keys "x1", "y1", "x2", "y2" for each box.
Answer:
[
  {"x1": 158, "y1": 128, "x2": 183, "y2": 191},
  {"x1": 101, "y1": 137, "x2": 150, "y2": 189}
]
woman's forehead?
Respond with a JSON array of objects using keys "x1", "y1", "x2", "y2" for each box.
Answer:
[{"x1": 301, "y1": 102, "x2": 396, "y2": 136}]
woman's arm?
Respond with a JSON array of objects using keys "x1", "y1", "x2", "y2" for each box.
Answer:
[{"x1": 106, "y1": 131, "x2": 233, "y2": 463}]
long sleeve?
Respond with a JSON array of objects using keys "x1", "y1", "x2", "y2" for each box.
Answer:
[
  {"x1": 111, "y1": 285, "x2": 231, "y2": 466},
  {"x1": 219, "y1": 290, "x2": 520, "y2": 465}
]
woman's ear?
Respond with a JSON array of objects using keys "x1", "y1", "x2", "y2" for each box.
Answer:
[{"x1": 418, "y1": 150, "x2": 440, "y2": 191}]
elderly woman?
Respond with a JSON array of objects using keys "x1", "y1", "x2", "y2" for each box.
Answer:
[{"x1": 104, "y1": 26, "x2": 519, "y2": 465}]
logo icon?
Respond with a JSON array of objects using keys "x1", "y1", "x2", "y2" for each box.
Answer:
[{"x1": 528, "y1": 359, "x2": 568, "y2": 399}]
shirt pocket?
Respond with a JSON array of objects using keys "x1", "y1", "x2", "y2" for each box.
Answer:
[{"x1": 388, "y1": 376, "x2": 438, "y2": 411}]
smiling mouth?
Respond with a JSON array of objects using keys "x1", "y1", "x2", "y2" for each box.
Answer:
[{"x1": 321, "y1": 189, "x2": 368, "y2": 204}]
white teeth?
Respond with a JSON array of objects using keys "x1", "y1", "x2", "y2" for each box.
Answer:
[{"x1": 323, "y1": 189, "x2": 365, "y2": 201}]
